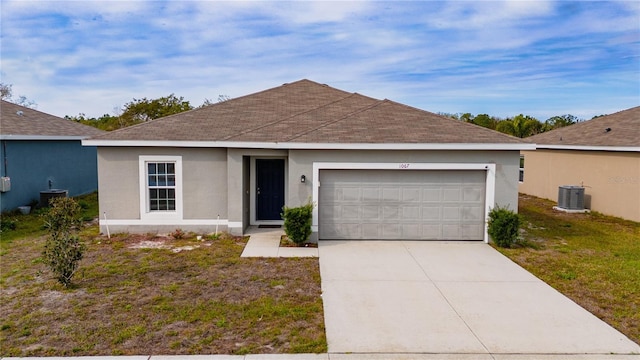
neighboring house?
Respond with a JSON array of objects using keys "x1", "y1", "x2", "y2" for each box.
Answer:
[
  {"x1": 84, "y1": 80, "x2": 533, "y2": 242},
  {"x1": 519, "y1": 106, "x2": 640, "y2": 222},
  {"x1": 0, "y1": 100, "x2": 105, "y2": 212}
]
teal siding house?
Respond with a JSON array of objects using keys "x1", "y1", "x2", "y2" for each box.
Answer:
[{"x1": 0, "y1": 100, "x2": 105, "y2": 212}]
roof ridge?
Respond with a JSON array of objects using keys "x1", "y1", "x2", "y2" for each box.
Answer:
[
  {"x1": 221, "y1": 91, "x2": 359, "y2": 141},
  {"x1": 285, "y1": 97, "x2": 387, "y2": 142}
]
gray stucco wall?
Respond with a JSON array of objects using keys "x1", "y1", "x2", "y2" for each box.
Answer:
[
  {"x1": 1, "y1": 140, "x2": 98, "y2": 212},
  {"x1": 97, "y1": 147, "x2": 228, "y2": 233}
]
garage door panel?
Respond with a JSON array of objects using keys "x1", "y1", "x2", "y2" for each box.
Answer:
[
  {"x1": 423, "y1": 188, "x2": 442, "y2": 202},
  {"x1": 462, "y1": 224, "x2": 484, "y2": 239},
  {"x1": 362, "y1": 188, "x2": 380, "y2": 201},
  {"x1": 443, "y1": 188, "x2": 462, "y2": 201},
  {"x1": 462, "y1": 206, "x2": 484, "y2": 220},
  {"x1": 402, "y1": 188, "x2": 421, "y2": 202},
  {"x1": 383, "y1": 206, "x2": 400, "y2": 220},
  {"x1": 443, "y1": 224, "x2": 462, "y2": 238},
  {"x1": 443, "y1": 207, "x2": 461, "y2": 220},
  {"x1": 403, "y1": 206, "x2": 421, "y2": 219},
  {"x1": 422, "y1": 206, "x2": 441, "y2": 220},
  {"x1": 342, "y1": 205, "x2": 361, "y2": 219},
  {"x1": 463, "y1": 186, "x2": 484, "y2": 201},
  {"x1": 319, "y1": 170, "x2": 485, "y2": 240},
  {"x1": 362, "y1": 206, "x2": 380, "y2": 219},
  {"x1": 382, "y1": 188, "x2": 401, "y2": 201},
  {"x1": 342, "y1": 187, "x2": 361, "y2": 201}
]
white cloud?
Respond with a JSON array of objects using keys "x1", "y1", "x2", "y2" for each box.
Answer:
[{"x1": 1, "y1": 1, "x2": 637, "y2": 119}]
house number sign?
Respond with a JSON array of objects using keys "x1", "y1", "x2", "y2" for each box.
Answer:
[{"x1": 399, "y1": 163, "x2": 411, "y2": 169}]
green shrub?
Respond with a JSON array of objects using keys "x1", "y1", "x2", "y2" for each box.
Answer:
[
  {"x1": 282, "y1": 202, "x2": 314, "y2": 246},
  {"x1": 487, "y1": 205, "x2": 520, "y2": 248},
  {"x1": 1, "y1": 217, "x2": 17, "y2": 233},
  {"x1": 42, "y1": 197, "x2": 86, "y2": 287}
]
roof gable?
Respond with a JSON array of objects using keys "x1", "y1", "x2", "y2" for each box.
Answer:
[
  {"x1": 88, "y1": 79, "x2": 525, "y2": 146},
  {"x1": 527, "y1": 106, "x2": 640, "y2": 148},
  {"x1": 1, "y1": 100, "x2": 104, "y2": 138}
]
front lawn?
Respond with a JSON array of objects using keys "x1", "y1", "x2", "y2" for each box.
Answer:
[
  {"x1": 498, "y1": 194, "x2": 640, "y2": 345},
  {"x1": 0, "y1": 195, "x2": 326, "y2": 356}
]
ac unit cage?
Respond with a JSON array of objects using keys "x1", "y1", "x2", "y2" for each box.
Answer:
[{"x1": 557, "y1": 186, "x2": 585, "y2": 210}]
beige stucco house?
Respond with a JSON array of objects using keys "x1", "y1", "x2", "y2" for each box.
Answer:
[
  {"x1": 519, "y1": 106, "x2": 640, "y2": 222},
  {"x1": 84, "y1": 80, "x2": 533, "y2": 242}
]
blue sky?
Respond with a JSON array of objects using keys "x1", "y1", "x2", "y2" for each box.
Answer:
[{"x1": 1, "y1": 1, "x2": 639, "y2": 120}]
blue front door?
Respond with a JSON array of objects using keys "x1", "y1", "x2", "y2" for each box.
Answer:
[{"x1": 256, "y1": 159, "x2": 285, "y2": 221}]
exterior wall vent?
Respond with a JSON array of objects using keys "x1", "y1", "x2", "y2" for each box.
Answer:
[{"x1": 557, "y1": 186, "x2": 585, "y2": 210}]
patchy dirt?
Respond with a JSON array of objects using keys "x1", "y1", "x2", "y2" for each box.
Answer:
[
  {"x1": 128, "y1": 240, "x2": 173, "y2": 250},
  {"x1": 1, "y1": 232, "x2": 326, "y2": 356}
]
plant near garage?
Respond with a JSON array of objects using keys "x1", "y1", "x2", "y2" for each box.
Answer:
[
  {"x1": 487, "y1": 205, "x2": 520, "y2": 248},
  {"x1": 282, "y1": 201, "x2": 315, "y2": 246}
]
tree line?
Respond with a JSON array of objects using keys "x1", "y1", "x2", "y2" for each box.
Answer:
[
  {"x1": 64, "y1": 94, "x2": 230, "y2": 131},
  {"x1": 439, "y1": 112, "x2": 586, "y2": 138}
]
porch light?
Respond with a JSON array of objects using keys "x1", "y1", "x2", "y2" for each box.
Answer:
[{"x1": 300, "y1": 175, "x2": 306, "y2": 183}]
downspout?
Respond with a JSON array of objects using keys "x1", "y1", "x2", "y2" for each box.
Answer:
[{"x1": 2, "y1": 140, "x2": 7, "y2": 177}]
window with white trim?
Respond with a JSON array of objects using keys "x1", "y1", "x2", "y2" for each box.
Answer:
[
  {"x1": 147, "y1": 162, "x2": 176, "y2": 211},
  {"x1": 139, "y1": 155, "x2": 182, "y2": 219},
  {"x1": 519, "y1": 155, "x2": 525, "y2": 182}
]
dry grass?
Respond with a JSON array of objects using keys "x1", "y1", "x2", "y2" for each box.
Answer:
[
  {"x1": 497, "y1": 194, "x2": 640, "y2": 344},
  {"x1": 0, "y1": 231, "x2": 326, "y2": 356}
]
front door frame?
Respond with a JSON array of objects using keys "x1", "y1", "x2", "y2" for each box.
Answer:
[{"x1": 250, "y1": 156, "x2": 287, "y2": 225}]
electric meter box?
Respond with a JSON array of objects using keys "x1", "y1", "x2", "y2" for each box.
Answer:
[{"x1": 0, "y1": 177, "x2": 11, "y2": 192}]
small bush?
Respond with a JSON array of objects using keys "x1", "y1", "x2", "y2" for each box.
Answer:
[
  {"x1": 487, "y1": 205, "x2": 520, "y2": 248},
  {"x1": 170, "y1": 228, "x2": 185, "y2": 239},
  {"x1": 1, "y1": 217, "x2": 17, "y2": 233},
  {"x1": 42, "y1": 197, "x2": 86, "y2": 287},
  {"x1": 282, "y1": 202, "x2": 314, "y2": 246}
]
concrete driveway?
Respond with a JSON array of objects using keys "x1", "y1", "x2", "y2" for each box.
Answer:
[{"x1": 319, "y1": 241, "x2": 640, "y2": 355}]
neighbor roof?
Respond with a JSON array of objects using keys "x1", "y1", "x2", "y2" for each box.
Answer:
[
  {"x1": 527, "y1": 106, "x2": 640, "y2": 150},
  {"x1": 1, "y1": 100, "x2": 104, "y2": 139},
  {"x1": 86, "y1": 79, "x2": 529, "y2": 149}
]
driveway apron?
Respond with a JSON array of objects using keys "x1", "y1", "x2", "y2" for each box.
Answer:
[{"x1": 318, "y1": 240, "x2": 640, "y2": 354}]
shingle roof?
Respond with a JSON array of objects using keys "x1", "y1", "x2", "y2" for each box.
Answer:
[
  {"x1": 527, "y1": 106, "x2": 640, "y2": 147},
  {"x1": 89, "y1": 79, "x2": 524, "y2": 145},
  {"x1": 1, "y1": 100, "x2": 104, "y2": 138}
]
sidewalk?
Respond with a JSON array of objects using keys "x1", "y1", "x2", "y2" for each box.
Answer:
[
  {"x1": 4, "y1": 353, "x2": 640, "y2": 359},
  {"x1": 240, "y1": 226, "x2": 317, "y2": 258}
]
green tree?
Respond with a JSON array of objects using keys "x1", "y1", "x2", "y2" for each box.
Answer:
[
  {"x1": 66, "y1": 94, "x2": 194, "y2": 131},
  {"x1": 471, "y1": 113, "x2": 498, "y2": 130},
  {"x1": 65, "y1": 113, "x2": 122, "y2": 131},
  {"x1": 495, "y1": 114, "x2": 542, "y2": 138},
  {"x1": 42, "y1": 197, "x2": 86, "y2": 287},
  {"x1": 544, "y1": 114, "x2": 579, "y2": 131},
  {"x1": 119, "y1": 94, "x2": 193, "y2": 124}
]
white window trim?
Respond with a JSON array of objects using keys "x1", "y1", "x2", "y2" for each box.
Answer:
[
  {"x1": 311, "y1": 162, "x2": 496, "y2": 243},
  {"x1": 519, "y1": 155, "x2": 525, "y2": 183},
  {"x1": 139, "y1": 155, "x2": 183, "y2": 221}
]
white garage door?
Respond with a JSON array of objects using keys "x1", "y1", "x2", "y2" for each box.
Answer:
[{"x1": 318, "y1": 170, "x2": 486, "y2": 240}]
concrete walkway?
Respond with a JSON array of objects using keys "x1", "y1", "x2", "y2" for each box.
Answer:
[
  {"x1": 240, "y1": 226, "x2": 318, "y2": 258},
  {"x1": 319, "y1": 240, "x2": 640, "y2": 355}
]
